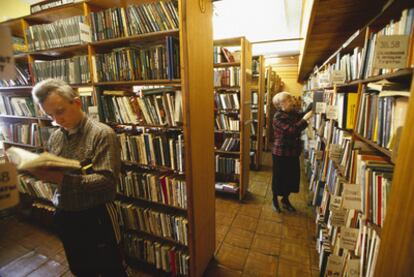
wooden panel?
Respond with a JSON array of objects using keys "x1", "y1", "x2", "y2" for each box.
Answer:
[
  {"x1": 375, "y1": 73, "x2": 414, "y2": 275},
  {"x1": 255, "y1": 56, "x2": 266, "y2": 169},
  {"x1": 179, "y1": 0, "x2": 215, "y2": 276}
]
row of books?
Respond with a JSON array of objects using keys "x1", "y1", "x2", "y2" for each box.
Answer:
[
  {"x1": 33, "y1": 55, "x2": 90, "y2": 84},
  {"x1": 25, "y1": 15, "x2": 90, "y2": 51},
  {"x1": 98, "y1": 89, "x2": 182, "y2": 126},
  {"x1": 215, "y1": 155, "x2": 240, "y2": 175},
  {"x1": 215, "y1": 114, "x2": 239, "y2": 131},
  {"x1": 213, "y1": 46, "x2": 236, "y2": 64},
  {"x1": 214, "y1": 92, "x2": 240, "y2": 110},
  {"x1": 0, "y1": 96, "x2": 41, "y2": 117},
  {"x1": 93, "y1": 37, "x2": 180, "y2": 82},
  {"x1": 217, "y1": 137, "x2": 240, "y2": 152},
  {"x1": 125, "y1": 1, "x2": 179, "y2": 36},
  {"x1": 0, "y1": 122, "x2": 46, "y2": 147},
  {"x1": 304, "y1": 8, "x2": 414, "y2": 90},
  {"x1": 115, "y1": 200, "x2": 188, "y2": 246},
  {"x1": 118, "y1": 132, "x2": 184, "y2": 173},
  {"x1": 30, "y1": 0, "x2": 82, "y2": 14},
  {"x1": 18, "y1": 174, "x2": 57, "y2": 202},
  {"x1": 214, "y1": 67, "x2": 240, "y2": 87},
  {"x1": 118, "y1": 171, "x2": 187, "y2": 209},
  {"x1": 355, "y1": 84, "x2": 409, "y2": 149},
  {"x1": 123, "y1": 233, "x2": 189, "y2": 276},
  {"x1": 215, "y1": 182, "x2": 239, "y2": 193},
  {"x1": 0, "y1": 64, "x2": 30, "y2": 87}
]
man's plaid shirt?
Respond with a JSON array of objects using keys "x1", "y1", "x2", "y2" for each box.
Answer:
[{"x1": 272, "y1": 110, "x2": 308, "y2": 157}]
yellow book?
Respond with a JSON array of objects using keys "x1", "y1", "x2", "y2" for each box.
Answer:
[{"x1": 346, "y1": 93, "x2": 358, "y2": 130}]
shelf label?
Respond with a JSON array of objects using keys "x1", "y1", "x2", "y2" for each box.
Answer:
[
  {"x1": 329, "y1": 195, "x2": 342, "y2": 211},
  {"x1": 331, "y1": 70, "x2": 346, "y2": 84},
  {"x1": 374, "y1": 35, "x2": 409, "y2": 68},
  {"x1": 0, "y1": 27, "x2": 16, "y2": 80},
  {"x1": 331, "y1": 209, "x2": 347, "y2": 226},
  {"x1": 315, "y1": 102, "x2": 326, "y2": 114},
  {"x1": 318, "y1": 72, "x2": 330, "y2": 88},
  {"x1": 79, "y1": 22, "x2": 92, "y2": 43},
  {"x1": 340, "y1": 227, "x2": 359, "y2": 250},
  {"x1": 326, "y1": 105, "x2": 338, "y2": 120},
  {"x1": 346, "y1": 259, "x2": 360, "y2": 277},
  {"x1": 343, "y1": 183, "x2": 362, "y2": 210},
  {"x1": 0, "y1": 163, "x2": 18, "y2": 210},
  {"x1": 326, "y1": 255, "x2": 344, "y2": 276}
]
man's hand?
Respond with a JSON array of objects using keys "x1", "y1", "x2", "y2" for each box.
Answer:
[
  {"x1": 27, "y1": 167, "x2": 64, "y2": 185},
  {"x1": 303, "y1": 110, "x2": 314, "y2": 121}
]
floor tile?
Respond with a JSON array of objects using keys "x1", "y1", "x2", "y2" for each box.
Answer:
[
  {"x1": 223, "y1": 227, "x2": 254, "y2": 249},
  {"x1": 232, "y1": 214, "x2": 259, "y2": 232},
  {"x1": 250, "y1": 234, "x2": 281, "y2": 256},
  {"x1": 0, "y1": 251, "x2": 48, "y2": 277},
  {"x1": 215, "y1": 243, "x2": 249, "y2": 271},
  {"x1": 243, "y1": 251, "x2": 278, "y2": 277},
  {"x1": 278, "y1": 257, "x2": 312, "y2": 277},
  {"x1": 280, "y1": 239, "x2": 311, "y2": 266},
  {"x1": 256, "y1": 220, "x2": 283, "y2": 238}
]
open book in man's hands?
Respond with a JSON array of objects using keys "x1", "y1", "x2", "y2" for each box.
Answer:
[{"x1": 6, "y1": 147, "x2": 81, "y2": 170}]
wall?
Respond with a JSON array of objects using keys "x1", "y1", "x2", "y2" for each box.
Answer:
[
  {"x1": 0, "y1": 0, "x2": 30, "y2": 22},
  {"x1": 266, "y1": 55, "x2": 303, "y2": 96}
]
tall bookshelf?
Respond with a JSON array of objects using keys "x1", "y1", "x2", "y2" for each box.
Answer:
[
  {"x1": 250, "y1": 55, "x2": 265, "y2": 170},
  {"x1": 213, "y1": 37, "x2": 252, "y2": 200},
  {"x1": 263, "y1": 66, "x2": 281, "y2": 151},
  {"x1": 0, "y1": 0, "x2": 215, "y2": 276},
  {"x1": 301, "y1": 0, "x2": 414, "y2": 275}
]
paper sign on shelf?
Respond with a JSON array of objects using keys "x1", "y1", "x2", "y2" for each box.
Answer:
[
  {"x1": 0, "y1": 27, "x2": 16, "y2": 80},
  {"x1": 346, "y1": 259, "x2": 360, "y2": 277},
  {"x1": 326, "y1": 255, "x2": 344, "y2": 276},
  {"x1": 331, "y1": 70, "x2": 346, "y2": 84},
  {"x1": 340, "y1": 227, "x2": 359, "y2": 250},
  {"x1": 0, "y1": 163, "x2": 19, "y2": 210},
  {"x1": 315, "y1": 102, "x2": 326, "y2": 114},
  {"x1": 326, "y1": 105, "x2": 338, "y2": 120},
  {"x1": 343, "y1": 183, "x2": 362, "y2": 210},
  {"x1": 330, "y1": 209, "x2": 347, "y2": 226},
  {"x1": 374, "y1": 35, "x2": 409, "y2": 69}
]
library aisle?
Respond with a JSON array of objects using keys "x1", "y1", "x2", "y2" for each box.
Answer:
[{"x1": 0, "y1": 152, "x2": 319, "y2": 277}]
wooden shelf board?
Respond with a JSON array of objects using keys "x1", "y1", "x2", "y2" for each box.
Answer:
[
  {"x1": 29, "y1": 44, "x2": 88, "y2": 57},
  {"x1": 214, "y1": 62, "x2": 240, "y2": 68},
  {"x1": 14, "y1": 53, "x2": 29, "y2": 63},
  {"x1": 0, "y1": 86, "x2": 32, "y2": 91},
  {"x1": 117, "y1": 194, "x2": 187, "y2": 212},
  {"x1": 353, "y1": 133, "x2": 393, "y2": 160},
  {"x1": 214, "y1": 86, "x2": 240, "y2": 89},
  {"x1": 0, "y1": 114, "x2": 51, "y2": 121},
  {"x1": 214, "y1": 37, "x2": 244, "y2": 47},
  {"x1": 95, "y1": 79, "x2": 181, "y2": 86},
  {"x1": 215, "y1": 150, "x2": 240, "y2": 155},
  {"x1": 121, "y1": 160, "x2": 184, "y2": 174},
  {"x1": 92, "y1": 30, "x2": 180, "y2": 48},
  {"x1": 109, "y1": 122, "x2": 183, "y2": 130},
  {"x1": 214, "y1": 130, "x2": 240, "y2": 134},
  {"x1": 2, "y1": 141, "x2": 43, "y2": 149}
]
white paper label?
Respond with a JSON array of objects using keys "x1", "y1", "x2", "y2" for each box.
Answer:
[
  {"x1": 326, "y1": 255, "x2": 344, "y2": 276},
  {"x1": 315, "y1": 102, "x2": 326, "y2": 114},
  {"x1": 329, "y1": 196, "x2": 342, "y2": 211},
  {"x1": 347, "y1": 259, "x2": 360, "y2": 277},
  {"x1": 343, "y1": 183, "x2": 362, "y2": 210},
  {"x1": 331, "y1": 70, "x2": 346, "y2": 84},
  {"x1": 340, "y1": 227, "x2": 359, "y2": 250},
  {"x1": 374, "y1": 35, "x2": 409, "y2": 68},
  {"x1": 326, "y1": 105, "x2": 338, "y2": 120},
  {"x1": 0, "y1": 27, "x2": 16, "y2": 80},
  {"x1": 331, "y1": 209, "x2": 347, "y2": 226},
  {"x1": 79, "y1": 22, "x2": 92, "y2": 43}
]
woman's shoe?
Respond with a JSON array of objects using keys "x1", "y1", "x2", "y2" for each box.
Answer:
[
  {"x1": 281, "y1": 198, "x2": 296, "y2": 212},
  {"x1": 272, "y1": 201, "x2": 282, "y2": 213}
]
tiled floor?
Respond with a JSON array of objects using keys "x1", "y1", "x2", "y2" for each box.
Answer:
[{"x1": 0, "y1": 152, "x2": 319, "y2": 276}]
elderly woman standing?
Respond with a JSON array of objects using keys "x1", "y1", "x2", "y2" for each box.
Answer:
[{"x1": 271, "y1": 91, "x2": 313, "y2": 212}]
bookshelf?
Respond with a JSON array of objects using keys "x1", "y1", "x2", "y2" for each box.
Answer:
[
  {"x1": 263, "y1": 66, "x2": 281, "y2": 151},
  {"x1": 0, "y1": 0, "x2": 215, "y2": 276},
  {"x1": 250, "y1": 55, "x2": 265, "y2": 170},
  {"x1": 213, "y1": 37, "x2": 252, "y2": 200},
  {"x1": 301, "y1": 1, "x2": 414, "y2": 276}
]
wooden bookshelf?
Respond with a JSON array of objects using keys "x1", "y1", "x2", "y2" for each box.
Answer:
[
  {"x1": 214, "y1": 37, "x2": 252, "y2": 200},
  {"x1": 263, "y1": 66, "x2": 282, "y2": 151},
  {"x1": 0, "y1": 1, "x2": 216, "y2": 276},
  {"x1": 250, "y1": 55, "x2": 265, "y2": 170},
  {"x1": 300, "y1": 1, "x2": 414, "y2": 275}
]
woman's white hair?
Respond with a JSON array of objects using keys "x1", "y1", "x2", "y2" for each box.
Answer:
[{"x1": 272, "y1": 91, "x2": 292, "y2": 109}]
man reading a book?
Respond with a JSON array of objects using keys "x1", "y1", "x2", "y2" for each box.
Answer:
[{"x1": 29, "y1": 79, "x2": 127, "y2": 277}]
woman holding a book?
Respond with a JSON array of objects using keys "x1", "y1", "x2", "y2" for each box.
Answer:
[{"x1": 271, "y1": 91, "x2": 313, "y2": 212}]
